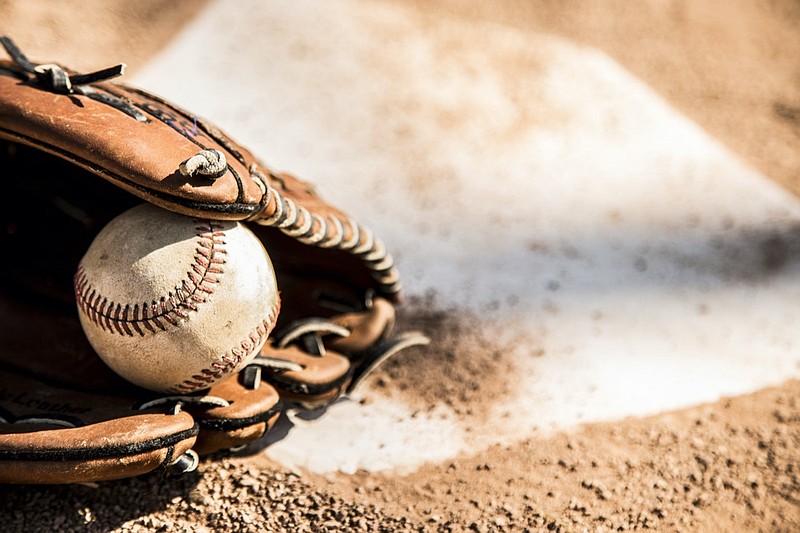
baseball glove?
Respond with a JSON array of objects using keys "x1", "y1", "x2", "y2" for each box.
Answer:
[{"x1": 0, "y1": 37, "x2": 426, "y2": 484}]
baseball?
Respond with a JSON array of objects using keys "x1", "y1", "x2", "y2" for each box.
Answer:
[{"x1": 73, "y1": 203, "x2": 280, "y2": 393}]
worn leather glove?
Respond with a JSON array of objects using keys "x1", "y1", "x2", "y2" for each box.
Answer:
[{"x1": 0, "y1": 36, "x2": 425, "y2": 483}]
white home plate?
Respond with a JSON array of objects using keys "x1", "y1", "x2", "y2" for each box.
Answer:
[{"x1": 134, "y1": 0, "x2": 800, "y2": 473}]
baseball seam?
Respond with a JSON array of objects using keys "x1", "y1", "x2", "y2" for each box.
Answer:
[
  {"x1": 74, "y1": 220, "x2": 227, "y2": 336},
  {"x1": 167, "y1": 304, "x2": 279, "y2": 394}
]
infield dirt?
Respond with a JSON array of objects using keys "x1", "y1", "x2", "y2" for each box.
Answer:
[{"x1": 2, "y1": 1, "x2": 800, "y2": 531}]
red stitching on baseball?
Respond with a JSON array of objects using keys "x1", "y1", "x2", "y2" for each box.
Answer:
[
  {"x1": 166, "y1": 304, "x2": 280, "y2": 394},
  {"x1": 74, "y1": 219, "x2": 227, "y2": 336}
]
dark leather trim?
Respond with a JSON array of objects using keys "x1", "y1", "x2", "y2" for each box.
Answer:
[
  {"x1": 0, "y1": 128, "x2": 262, "y2": 218},
  {"x1": 0, "y1": 424, "x2": 199, "y2": 461},
  {"x1": 198, "y1": 401, "x2": 283, "y2": 432}
]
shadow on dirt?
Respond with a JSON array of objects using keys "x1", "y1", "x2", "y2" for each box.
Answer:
[{"x1": 0, "y1": 467, "x2": 203, "y2": 532}]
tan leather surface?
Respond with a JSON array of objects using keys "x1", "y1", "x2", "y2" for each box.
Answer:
[
  {"x1": 252, "y1": 295, "x2": 397, "y2": 408},
  {"x1": 187, "y1": 373, "x2": 281, "y2": 455},
  {"x1": 262, "y1": 343, "x2": 351, "y2": 387},
  {"x1": 0, "y1": 59, "x2": 261, "y2": 218},
  {"x1": 199, "y1": 374, "x2": 282, "y2": 422},
  {"x1": 258, "y1": 342, "x2": 351, "y2": 408},
  {"x1": 277, "y1": 387, "x2": 345, "y2": 411},
  {"x1": 330, "y1": 297, "x2": 396, "y2": 354},
  {"x1": 188, "y1": 363, "x2": 283, "y2": 454},
  {"x1": 193, "y1": 420, "x2": 273, "y2": 456},
  {"x1": 0, "y1": 414, "x2": 197, "y2": 458},
  {"x1": 0, "y1": 442, "x2": 196, "y2": 484}
]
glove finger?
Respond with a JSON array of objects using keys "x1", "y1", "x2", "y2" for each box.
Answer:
[
  {"x1": 328, "y1": 296, "x2": 397, "y2": 354},
  {"x1": 254, "y1": 297, "x2": 426, "y2": 408},
  {"x1": 253, "y1": 343, "x2": 351, "y2": 410},
  {"x1": 0, "y1": 368, "x2": 198, "y2": 484},
  {"x1": 178, "y1": 372, "x2": 282, "y2": 456}
]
